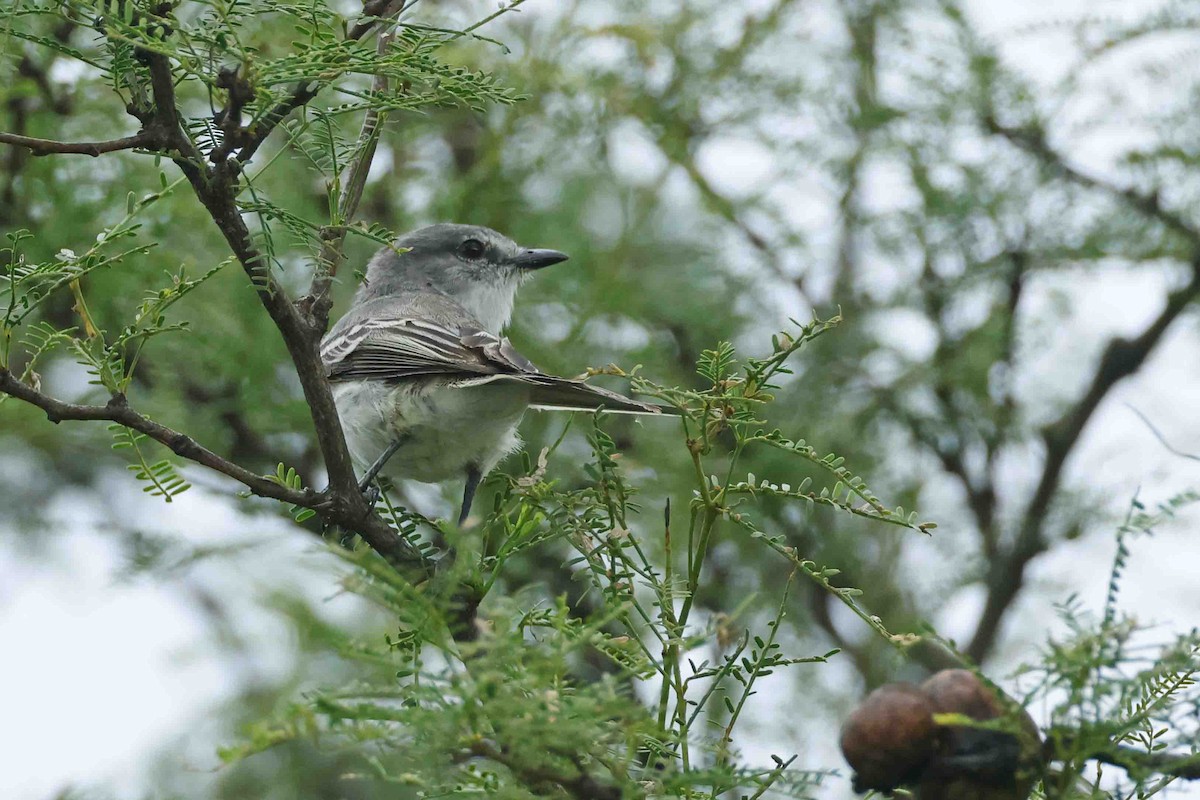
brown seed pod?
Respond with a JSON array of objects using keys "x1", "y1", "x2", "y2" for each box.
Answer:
[
  {"x1": 840, "y1": 682, "x2": 938, "y2": 793},
  {"x1": 917, "y1": 670, "x2": 1040, "y2": 800},
  {"x1": 922, "y1": 669, "x2": 1005, "y2": 720}
]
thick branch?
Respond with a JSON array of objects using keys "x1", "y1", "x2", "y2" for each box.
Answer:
[
  {"x1": 968, "y1": 264, "x2": 1200, "y2": 661},
  {"x1": 133, "y1": 51, "x2": 361, "y2": 503},
  {"x1": 177, "y1": 169, "x2": 429, "y2": 575},
  {"x1": 0, "y1": 130, "x2": 158, "y2": 157},
  {"x1": 963, "y1": 117, "x2": 1200, "y2": 662},
  {"x1": 122, "y1": 39, "x2": 437, "y2": 579},
  {"x1": 189, "y1": 163, "x2": 364, "y2": 493},
  {"x1": 1086, "y1": 745, "x2": 1200, "y2": 781},
  {"x1": 143, "y1": 54, "x2": 201, "y2": 163}
]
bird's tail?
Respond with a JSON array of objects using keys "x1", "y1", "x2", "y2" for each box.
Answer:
[
  {"x1": 526, "y1": 375, "x2": 681, "y2": 415},
  {"x1": 456, "y1": 373, "x2": 681, "y2": 415}
]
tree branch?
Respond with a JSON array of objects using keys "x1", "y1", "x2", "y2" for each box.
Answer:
[
  {"x1": 968, "y1": 263, "x2": 1200, "y2": 661},
  {"x1": 1044, "y1": 734, "x2": 1200, "y2": 781},
  {"x1": 1086, "y1": 745, "x2": 1200, "y2": 781},
  {"x1": 90, "y1": 29, "x2": 450, "y2": 590},
  {"x1": 300, "y1": 25, "x2": 397, "y2": 331},
  {"x1": 0, "y1": 130, "x2": 159, "y2": 157},
  {"x1": 984, "y1": 117, "x2": 1200, "y2": 246},
  {"x1": 0, "y1": 367, "x2": 309, "y2": 507},
  {"x1": 180, "y1": 173, "x2": 427, "y2": 568},
  {"x1": 962, "y1": 116, "x2": 1200, "y2": 662},
  {"x1": 224, "y1": 82, "x2": 321, "y2": 167},
  {"x1": 0, "y1": 366, "x2": 428, "y2": 566},
  {"x1": 137, "y1": 16, "x2": 407, "y2": 529},
  {"x1": 348, "y1": 0, "x2": 409, "y2": 41},
  {"x1": 130, "y1": 50, "x2": 363, "y2": 504}
]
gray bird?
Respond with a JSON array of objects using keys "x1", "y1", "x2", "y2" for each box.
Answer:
[{"x1": 320, "y1": 223, "x2": 673, "y2": 525}]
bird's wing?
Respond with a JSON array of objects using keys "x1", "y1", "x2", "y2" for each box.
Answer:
[
  {"x1": 321, "y1": 316, "x2": 676, "y2": 416},
  {"x1": 321, "y1": 316, "x2": 537, "y2": 380}
]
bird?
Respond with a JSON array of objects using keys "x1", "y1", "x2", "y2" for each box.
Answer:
[{"x1": 320, "y1": 223, "x2": 675, "y2": 526}]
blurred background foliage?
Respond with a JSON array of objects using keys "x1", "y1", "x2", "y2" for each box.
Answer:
[{"x1": 2, "y1": 0, "x2": 1199, "y2": 798}]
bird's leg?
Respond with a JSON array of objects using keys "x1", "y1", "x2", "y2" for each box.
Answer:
[
  {"x1": 358, "y1": 435, "x2": 409, "y2": 505},
  {"x1": 458, "y1": 464, "x2": 482, "y2": 526}
]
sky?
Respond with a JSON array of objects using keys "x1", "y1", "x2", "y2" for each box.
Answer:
[{"x1": 2, "y1": 0, "x2": 1198, "y2": 798}]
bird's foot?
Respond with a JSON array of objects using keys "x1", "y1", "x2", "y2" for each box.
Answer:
[{"x1": 360, "y1": 481, "x2": 381, "y2": 509}]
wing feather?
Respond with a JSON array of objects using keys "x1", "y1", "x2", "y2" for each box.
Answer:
[
  {"x1": 321, "y1": 316, "x2": 676, "y2": 415},
  {"x1": 322, "y1": 317, "x2": 503, "y2": 381}
]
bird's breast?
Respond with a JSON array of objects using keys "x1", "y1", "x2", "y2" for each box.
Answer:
[{"x1": 332, "y1": 379, "x2": 530, "y2": 483}]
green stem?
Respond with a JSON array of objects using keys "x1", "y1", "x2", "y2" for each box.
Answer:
[
  {"x1": 658, "y1": 498, "x2": 677, "y2": 730},
  {"x1": 715, "y1": 571, "x2": 794, "y2": 772},
  {"x1": 679, "y1": 446, "x2": 720, "y2": 630}
]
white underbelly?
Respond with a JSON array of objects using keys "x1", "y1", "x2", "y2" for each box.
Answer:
[{"x1": 333, "y1": 379, "x2": 530, "y2": 483}]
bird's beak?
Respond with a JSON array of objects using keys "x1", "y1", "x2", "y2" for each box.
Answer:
[{"x1": 512, "y1": 248, "x2": 569, "y2": 271}]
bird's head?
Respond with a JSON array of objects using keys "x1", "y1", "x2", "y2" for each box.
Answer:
[{"x1": 356, "y1": 223, "x2": 569, "y2": 332}]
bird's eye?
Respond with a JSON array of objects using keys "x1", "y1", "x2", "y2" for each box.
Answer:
[{"x1": 459, "y1": 238, "x2": 486, "y2": 260}]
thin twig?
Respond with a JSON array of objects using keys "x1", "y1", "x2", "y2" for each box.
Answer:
[
  {"x1": 985, "y1": 117, "x2": 1200, "y2": 246},
  {"x1": 0, "y1": 367, "x2": 427, "y2": 566},
  {"x1": 0, "y1": 368, "x2": 309, "y2": 506},
  {"x1": 0, "y1": 130, "x2": 158, "y2": 157},
  {"x1": 1126, "y1": 403, "x2": 1200, "y2": 462},
  {"x1": 1045, "y1": 734, "x2": 1200, "y2": 781},
  {"x1": 236, "y1": 2, "x2": 401, "y2": 167},
  {"x1": 301, "y1": 22, "x2": 399, "y2": 331}
]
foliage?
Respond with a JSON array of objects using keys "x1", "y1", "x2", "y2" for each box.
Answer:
[
  {"x1": 1020, "y1": 492, "x2": 1200, "y2": 799},
  {"x1": 205, "y1": 410, "x2": 1200, "y2": 799},
  {"x1": 208, "y1": 315, "x2": 928, "y2": 798}
]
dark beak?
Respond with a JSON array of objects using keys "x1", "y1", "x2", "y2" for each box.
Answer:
[{"x1": 512, "y1": 248, "x2": 569, "y2": 271}]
